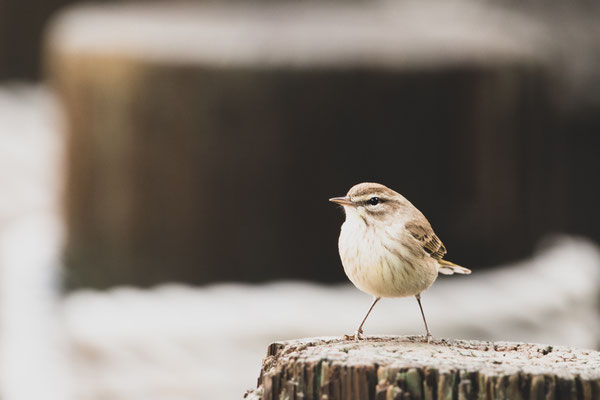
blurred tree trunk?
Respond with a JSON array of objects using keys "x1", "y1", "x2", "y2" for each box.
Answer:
[{"x1": 46, "y1": 2, "x2": 600, "y2": 288}]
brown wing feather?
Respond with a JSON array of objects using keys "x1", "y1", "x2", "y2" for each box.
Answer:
[{"x1": 405, "y1": 220, "x2": 447, "y2": 260}]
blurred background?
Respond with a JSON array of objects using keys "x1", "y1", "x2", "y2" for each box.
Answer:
[{"x1": 0, "y1": 0, "x2": 599, "y2": 399}]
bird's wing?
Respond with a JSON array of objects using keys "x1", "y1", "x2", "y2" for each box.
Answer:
[{"x1": 405, "y1": 219, "x2": 447, "y2": 260}]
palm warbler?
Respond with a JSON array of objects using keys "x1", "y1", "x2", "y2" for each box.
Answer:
[{"x1": 330, "y1": 182, "x2": 471, "y2": 342}]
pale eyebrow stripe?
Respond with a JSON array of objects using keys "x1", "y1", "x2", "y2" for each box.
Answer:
[{"x1": 352, "y1": 193, "x2": 383, "y2": 201}]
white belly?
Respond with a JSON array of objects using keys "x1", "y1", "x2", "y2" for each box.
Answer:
[{"x1": 338, "y1": 219, "x2": 438, "y2": 298}]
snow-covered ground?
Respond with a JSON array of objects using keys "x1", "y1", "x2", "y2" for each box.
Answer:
[{"x1": 0, "y1": 85, "x2": 599, "y2": 400}]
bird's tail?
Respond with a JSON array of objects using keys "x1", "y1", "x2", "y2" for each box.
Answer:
[{"x1": 438, "y1": 259, "x2": 471, "y2": 275}]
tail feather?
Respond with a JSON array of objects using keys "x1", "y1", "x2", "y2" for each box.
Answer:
[{"x1": 438, "y1": 259, "x2": 471, "y2": 275}]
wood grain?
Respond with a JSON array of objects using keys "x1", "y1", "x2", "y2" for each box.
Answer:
[{"x1": 247, "y1": 336, "x2": 600, "y2": 400}]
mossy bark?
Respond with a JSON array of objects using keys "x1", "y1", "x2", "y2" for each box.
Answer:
[{"x1": 247, "y1": 336, "x2": 600, "y2": 400}]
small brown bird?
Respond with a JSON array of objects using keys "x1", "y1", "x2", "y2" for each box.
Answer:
[{"x1": 330, "y1": 182, "x2": 471, "y2": 342}]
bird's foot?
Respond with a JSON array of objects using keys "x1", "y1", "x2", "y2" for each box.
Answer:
[
  {"x1": 343, "y1": 329, "x2": 364, "y2": 341},
  {"x1": 354, "y1": 328, "x2": 364, "y2": 341},
  {"x1": 424, "y1": 333, "x2": 433, "y2": 344}
]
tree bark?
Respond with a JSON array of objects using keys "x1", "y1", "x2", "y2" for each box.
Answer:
[{"x1": 247, "y1": 336, "x2": 600, "y2": 400}]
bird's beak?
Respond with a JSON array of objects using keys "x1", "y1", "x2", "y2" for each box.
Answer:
[{"x1": 329, "y1": 196, "x2": 353, "y2": 206}]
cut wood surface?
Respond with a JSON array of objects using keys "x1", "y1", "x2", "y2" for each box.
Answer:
[{"x1": 248, "y1": 336, "x2": 600, "y2": 400}]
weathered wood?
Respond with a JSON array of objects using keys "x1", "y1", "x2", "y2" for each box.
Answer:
[{"x1": 247, "y1": 336, "x2": 600, "y2": 400}]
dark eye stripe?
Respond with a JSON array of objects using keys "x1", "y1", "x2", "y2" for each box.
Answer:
[{"x1": 358, "y1": 197, "x2": 385, "y2": 206}]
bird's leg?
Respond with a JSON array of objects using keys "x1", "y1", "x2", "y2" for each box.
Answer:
[
  {"x1": 415, "y1": 294, "x2": 432, "y2": 343},
  {"x1": 353, "y1": 297, "x2": 381, "y2": 341}
]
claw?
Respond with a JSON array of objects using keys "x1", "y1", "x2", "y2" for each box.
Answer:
[
  {"x1": 354, "y1": 328, "x2": 364, "y2": 341},
  {"x1": 343, "y1": 329, "x2": 365, "y2": 341}
]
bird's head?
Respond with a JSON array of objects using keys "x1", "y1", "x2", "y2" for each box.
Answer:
[{"x1": 329, "y1": 182, "x2": 407, "y2": 223}]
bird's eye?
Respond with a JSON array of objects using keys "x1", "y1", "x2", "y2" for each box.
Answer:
[{"x1": 368, "y1": 197, "x2": 380, "y2": 206}]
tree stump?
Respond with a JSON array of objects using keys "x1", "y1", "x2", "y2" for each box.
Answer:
[{"x1": 247, "y1": 336, "x2": 600, "y2": 400}]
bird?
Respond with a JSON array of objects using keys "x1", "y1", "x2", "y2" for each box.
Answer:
[{"x1": 329, "y1": 182, "x2": 471, "y2": 342}]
